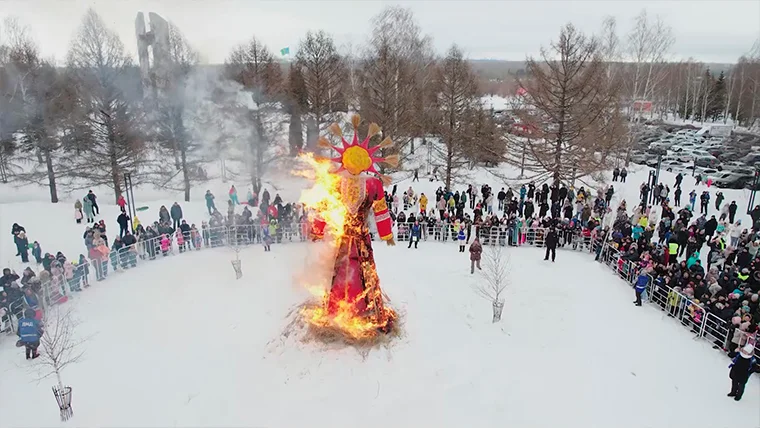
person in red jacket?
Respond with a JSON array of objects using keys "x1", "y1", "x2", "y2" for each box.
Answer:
[{"x1": 117, "y1": 194, "x2": 127, "y2": 212}]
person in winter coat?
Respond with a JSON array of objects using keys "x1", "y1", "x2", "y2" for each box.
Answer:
[
  {"x1": 117, "y1": 211, "x2": 130, "y2": 238},
  {"x1": 229, "y1": 185, "x2": 239, "y2": 205},
  {"x1": 674, "y1": 186, "x2": 682, "y2": 206},
  {"x1": 408, "y1": 221, "x2": 421, "y2": 249},
  {"x1": 619, "y1": 167, "x2": 628, "y2": 182},
  {"x1": 17, "y1": 308, "x2": 43, "y2": 359},
  {"x1": 458, "y1": 227, "x2": 466, "y2": 252},
  {"x1": 700, "y1": 191, "x2": 710, "y2": 215},
  {"x1": 170, "y1": 202, "x2": 183, "y2": 229},
  {"x1": 544, "y1": 227, "x2": 558, "y2": 262},
  {"x1": 160, "y1": 234, "x2": 171, "y2": 256},
  {"x1": 728, "y1": 201, "x2": 738, "y2": 224},
  {"x1": 419, "y1": 193, "x2": 428, "y2": 213},
  {"x1": 469, "y1": 237, "x2": 482, "y2": 274},
  {"x1": 31, "y1": 241, "x2": 42, "y2": 264},
  {"x1": 159, "y1": 205, "x2": 171, "y2": 223},
  {"x1": 263, "y1": 227, "x2": 273, "y2": 251},
  {"x1": 205, "y1": 190, "x2": 216, "y2": 215},
  {"x1": 78, "y1": 254, "x2": 89, "y2": 287},
  {"x1": 15, "y1": 231, "x2": 29, "y2": 263},
  {"x1": 74, "y1": 199, "x2": 83, "y2": 223},
  {"x1": 83, "y1": 196, "x2": 95, "y2": 223},
  {"x1": 436, "y1": 197, "x2": 446, "y2": 220},
  {"x1": 117, "y1": 194, "x2": 127, "y2": 212},
  {"x1": 727, "y1": 343, "x2": 757, "y2": 401},
  {"x1": 634, "y1": 272, "x2": 649, "y2": 306},
  {"x1": 689, "y1": 190, "x2": 697, "y2": 212},
  {"x1": 87, "y1": 190, "x2": 99, "y2": 214},
  {"x1": 176, "y1": 231, "x2": 186, "y2": 253}
]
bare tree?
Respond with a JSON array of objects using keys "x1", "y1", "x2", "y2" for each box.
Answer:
[
  {"x1": 296, "y1": 30, "x2": 344, "y2": 142},
  {"x1": 510, "y1": 24, "x2": 621, "y2": 187},
  {"x1": 359, "y1": 6, "x2": 435, "y2": 169},
  {"x1": 65, "y1": 9, "x2": 146, "y2": 202},
  {"x1": 626, "y1": 10, "x2": 674, "y2": 115},
  {"x1": 471, "y1": 245, "x2": 510, "y2": 322},
  {"x1": 32, "y1": 306, "x2": 87, "y2": 421},
  {"x1": 225, "y1": 36, "x2": 284, "y2": 193},
  {"x1": 429, "y1": 45, "x2": 480, "y2": 189}
]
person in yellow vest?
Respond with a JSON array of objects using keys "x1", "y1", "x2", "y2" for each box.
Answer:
[
  {"x1": 132, "y1": 215, "x2": 141, "y2": 233},
  {"x1": 668, "y1": 239, "x2": 679, "y2": 265},
  {"x1": 419, "y1": 193, "x2": 428, "y2": 214}
]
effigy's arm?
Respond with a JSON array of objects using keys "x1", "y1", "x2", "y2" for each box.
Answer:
[{"x1": 372, "y1": 198, "x2": 395, "y2": 246}]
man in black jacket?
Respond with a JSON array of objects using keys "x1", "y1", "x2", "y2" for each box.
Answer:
[
  {"x1": 170, "y1": 202, "x2": 183, "y2": 230},
  {"x1": 544, "y1": 227, "x2": 558, "y2": 262}
]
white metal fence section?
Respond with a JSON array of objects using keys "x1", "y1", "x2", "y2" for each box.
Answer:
[{"x1": 2, "y1": 220, "x2": 752, "y2": 362}]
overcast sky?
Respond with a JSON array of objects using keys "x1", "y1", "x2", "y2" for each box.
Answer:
[{"x1": 1, "y1": 0, "x2": 758, "y2": 64}]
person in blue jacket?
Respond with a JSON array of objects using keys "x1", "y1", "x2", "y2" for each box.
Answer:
[
  {"x1": 728, "y1": 344, "x2": 757, "y2": 401},
  {"x1": 634, "y1": 272, "x2": 649, "y2": 306},
  {"x1": 408, "y1": 221, "x2": 421, "y2": 249},
  {"x1": 17, "y1": 308, "x2": 43, "y2": 359}
]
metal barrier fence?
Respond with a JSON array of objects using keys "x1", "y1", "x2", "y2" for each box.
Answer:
[
  {"x1": 593, "y1": 241, "x2": 756, "y2": 358},
  {"x1": 4, "y1": 219, "x2": 757, "y2": 362}
]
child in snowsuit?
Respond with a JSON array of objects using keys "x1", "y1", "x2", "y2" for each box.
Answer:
[
  {"x1": 74, "y1": 199, "x2": 83, "y2": 223},
  {"x1": 176, "y1": 232, "x2": 186, "y2": 253},
  {"x1": 457, "y1": 227, "x2": 466, "y2": 252},
  {"x1": 160, "y1": 235, "x2": 171, "y2": 256},
  {"x1": 263, "y1": 229, "x2": 273, "y2": 252}
]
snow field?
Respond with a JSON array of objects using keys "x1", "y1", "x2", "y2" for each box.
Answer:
[{"x1": 0, "y1": 242, "x2": 757, "y2": 427}]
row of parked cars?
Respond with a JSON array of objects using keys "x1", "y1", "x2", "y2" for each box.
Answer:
[{"x1": 630, "y1": 127, "x2": 760, "y2": 190}]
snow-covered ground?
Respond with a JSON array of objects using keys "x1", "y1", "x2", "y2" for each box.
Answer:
[
  {"x1": 2, "y1": 148, "x2": 760, "y2": 427},
  {"x1": 1, "y1": 243, "x2": 757, "y2": 428}
]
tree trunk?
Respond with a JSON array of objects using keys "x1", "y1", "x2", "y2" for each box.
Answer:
[
  {"x1": 181, "y1": 147, "x2": 190, "y2": 202},
  {"x1": 44, "y1": 148, "x2": 59, "y2": 203}
]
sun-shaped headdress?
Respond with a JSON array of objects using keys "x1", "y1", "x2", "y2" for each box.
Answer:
[{"x1": 318, "y1": 114, "x2": 398, "y2": 179}]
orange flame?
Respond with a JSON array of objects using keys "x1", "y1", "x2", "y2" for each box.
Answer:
[{"x1": 295, "y1": 153, "x2": 396, "y2": 341}]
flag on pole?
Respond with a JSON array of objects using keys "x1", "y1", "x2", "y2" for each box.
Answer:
[{"x1": 280, "y1": 47, "x2": 290, "y2": 56}]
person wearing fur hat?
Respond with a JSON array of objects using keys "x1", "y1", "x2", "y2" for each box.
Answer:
[{"x1": 728, "y1": 343, "x2": 758, "y2": 401}]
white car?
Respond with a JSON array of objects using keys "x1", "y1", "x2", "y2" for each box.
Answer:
[{"x1": 661, "y1": 159, "x2": 684, "y2": 171}]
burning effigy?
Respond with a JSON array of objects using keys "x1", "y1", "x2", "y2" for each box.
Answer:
[{"x1": 295, "y1": 114, "x2": 399, "y2": 345}]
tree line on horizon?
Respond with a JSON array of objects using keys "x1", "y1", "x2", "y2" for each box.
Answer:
[{"x1": 0, "y1": 7, "x2": 758, "y2": 203}]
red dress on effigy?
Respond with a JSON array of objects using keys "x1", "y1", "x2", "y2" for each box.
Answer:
[{"x1": 327, "y1": 175, "x2": 393, "y2": 315}]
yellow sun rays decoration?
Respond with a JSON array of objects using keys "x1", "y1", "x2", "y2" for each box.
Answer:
[{"x1": 318, "y1": 114, "x2": 398, "y2": 178}]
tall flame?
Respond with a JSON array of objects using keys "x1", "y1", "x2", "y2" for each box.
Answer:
[{"x1": 295, "y1": 153, "x2": 396, "y2": 341}]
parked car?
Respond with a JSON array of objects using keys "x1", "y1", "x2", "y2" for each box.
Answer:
[
  {"x1": 740, "y1": 153, "x2": 760, "y2": 164},
  {"x1": 661, "y1": 159, "x2": 684, "y2": 172},
  {"x1": 715, "y1": 172, "x2": 754, "y2": 189},
  {"x1": 694, "y1": 155, "x2": 721, "y2": 168}
]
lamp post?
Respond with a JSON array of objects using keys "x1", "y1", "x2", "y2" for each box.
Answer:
[{"x1": 123, "y1": 173, "x2": 136, "y2": 232}]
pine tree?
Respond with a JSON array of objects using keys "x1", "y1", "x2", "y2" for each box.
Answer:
[
  {"x1": 286, "y1": 64, "x2": 307, "y2": 155},
  {"x1": 708, "y1": 70, "x2": 726, "y2": 121}
]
